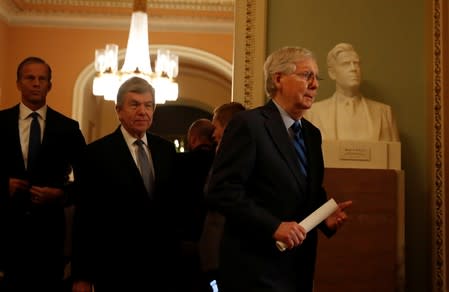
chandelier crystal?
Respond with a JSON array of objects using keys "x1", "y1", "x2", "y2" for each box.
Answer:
[{"x1": 92, "y1": 0, "x2": 179, "y2": 103}]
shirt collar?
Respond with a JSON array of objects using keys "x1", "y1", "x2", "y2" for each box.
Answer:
[
  {"x1": 272, "y1": 99, "x2": 301, "y2": 130},
  {"x1": 19, "y1": 103, "x2": 47, "y2": 120},
  {"x1": 120, "y1": 126, "x2": 148, "y2": 147}
]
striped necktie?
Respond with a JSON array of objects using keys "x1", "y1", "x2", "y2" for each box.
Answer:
[
  {"x1": 291, "y1": 121, "x2": 308, "y2": 176},
  {"x1": 134, "y1": 139, "x2": 154, "y2": 197}
]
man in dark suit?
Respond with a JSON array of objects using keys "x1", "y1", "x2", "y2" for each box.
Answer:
[
  {"x1": 71, "y1": 77, "x2": 180, "y2": 292},
  {"x1": 206, "y1": 46, "x2": 352, "y2": 292},
  {"x1": 198, "y1": 101, "x2": 246, "y2": 291},
  {"x1": 175, "y1": 118, "x2": 215, "y2": 292},
  {"x1": 176, "y1": 118, "x2": 215, "y2": 244},
  {"x1": 0, "y1": 56, "x2": 87, "y2": 292}
]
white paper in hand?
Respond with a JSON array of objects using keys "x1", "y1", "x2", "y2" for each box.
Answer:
[{"x1": 276, "y1": 198, "x2": 338, "y2": 251}]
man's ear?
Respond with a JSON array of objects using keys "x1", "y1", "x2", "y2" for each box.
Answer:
[
  {"x1": 48, "y1": 81, "x2": 52, "y2": 91},
  {"x1": 187, "y1": 135, "x2": 196, "y2": 150},
  {"x1": 273, "y1": 72, "x2": 282, "y2": 87},
  {"x1": 328, "y1": 67, "x2": 336, "y2": 81}
]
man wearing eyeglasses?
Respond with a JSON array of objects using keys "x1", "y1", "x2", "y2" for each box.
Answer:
[
  {"x1": 205, "y1": 46, "x2": 352, "y2": 292},
  {"x1": 304, "y1": 42, "x2": 399, "y2": 141}
]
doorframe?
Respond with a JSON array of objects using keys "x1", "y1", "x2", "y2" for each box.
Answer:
[{"x1": 431, "y1": 1, "x2": 449, "y2": 291}]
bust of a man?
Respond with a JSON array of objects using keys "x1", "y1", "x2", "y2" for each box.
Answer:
[{"x1": 305, "y1": 43, "x2": 399, "y2": 142}]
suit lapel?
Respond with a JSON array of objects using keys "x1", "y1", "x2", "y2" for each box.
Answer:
[
  {"x1": 113, "y1": 127, "x2": 142, "y2": 176},
  {"x1": 361, "y1": 97, "x2": 381, "y2": 140},
  {"x1": 112, "y1": 127, "x2": 150, "y2": 195},
  {"x1": 301, "y1": 120, "x2": 319, "y2": 181},
  {"x1": 8, "y1": 105, "x2": 27, "y2": 172},
  {"x1": 41, "y1": 107, "x2": 54, "y2": 147},
  {"x1": 326, "y1": 94, "x2": 338, "y2": 140},
  {"x1": 41, "y1": 107, "x2": 66, "y2": 149},
  {"x1": 262, "y1": 102, "x2": 308, "y2": 192}
]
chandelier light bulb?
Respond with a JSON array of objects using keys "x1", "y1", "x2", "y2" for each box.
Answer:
[{"x1": 92, "y1": 0, "x2": 179, "y2": 104}]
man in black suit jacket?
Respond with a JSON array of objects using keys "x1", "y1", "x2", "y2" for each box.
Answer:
[
  {"x1": 0, "y1": 56, "x2": 87, "y2": 292},
  {"x1": 176, "y1": 118, "x2": 215, "y2": 244},
  {"x1": 198, "y1": 101, "x2": 246, "y2": 291},
  {"x1": 175, "y1": 118, "x2": 215, "y2": 292},
  {"x1": 206, "y1": 46, "x2": 352, "y2": 292},
  {"x1": 71, "y1": 77, "x2": 180, "y2": 292}
]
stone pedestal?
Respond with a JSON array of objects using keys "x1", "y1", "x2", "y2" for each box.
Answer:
[
  {"x1": 314, "y1": 168, "x2": 405, "y2": 292},
  {"x1": 322, "y1": 140, "x2": 401, "y2": 170}
]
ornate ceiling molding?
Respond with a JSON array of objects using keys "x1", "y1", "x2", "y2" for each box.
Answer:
[
  {"x1": 0, "y1": 0, "x2": 234, "y2": 33},
  {"x1": 3, "y1": 0, "x2": 234, "y2": 11}
]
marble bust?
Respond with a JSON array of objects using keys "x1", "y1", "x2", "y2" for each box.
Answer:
[{"x1": 304, "y1": 43, "x2": 399, "y2": 142}]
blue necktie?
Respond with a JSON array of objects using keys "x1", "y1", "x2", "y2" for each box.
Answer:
[
  {"x1": 291, "y1": 121, "x2": 308, "y2": 176},
  {"x1": 135, "y1": 139, "x2": 154, "y2": 197},
  {"x1": 28, "y1": 112, "x2": 41, "y2": 171}
]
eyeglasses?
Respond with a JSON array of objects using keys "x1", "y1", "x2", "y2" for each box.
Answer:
[{"x1": 292, "y1": 71, "x2": 323, "y2": 83}]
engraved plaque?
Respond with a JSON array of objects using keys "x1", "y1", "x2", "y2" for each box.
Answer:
[{"x1": 339, "y1": 143, "x2": 371, "y2": 161}]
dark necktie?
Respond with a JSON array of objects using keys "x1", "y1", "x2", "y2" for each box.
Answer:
[
  {"x1": 134, "y1": 139, "x2": 154, "y2": 197},
  {"x1": 291, "y1": 121, "x2": 308, "y2": 176},
  {"x1": 28, "y1": 112, "x2": 41, "y2": 171}
]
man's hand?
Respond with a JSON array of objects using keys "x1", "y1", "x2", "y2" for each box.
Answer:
[
  {"x1": 72, "y1": 280, "x2": 92, "y2": 292},
  {"x1": 325, "y1": 200, "x2": 353, "y2": 230},
  {"x1": 9, "y1": 178, "x2": 30, "y2": 196},
  {"x1": 273, "y1": 221, "x2": 307, "y2": 250},
  {"x1": 29, "y1": 186, "x2": 64, "y2": 205}
]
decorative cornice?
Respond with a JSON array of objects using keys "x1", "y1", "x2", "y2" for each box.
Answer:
[
  {"x1": 0, "y1": 0, "x2": 18, "y2": 22},
  {"x1": 6, "y1": 0, "x2": 234, "y2": 12},
  {"x1": 0, "y1": 0, "x2": 234, "y2": 33},
  {"x1": 4, "y1": 15, "x2": 233, "y2": 33}
]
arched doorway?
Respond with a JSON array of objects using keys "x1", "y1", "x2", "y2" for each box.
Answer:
[{"x1": 72, "y1": 45, "x2": 232, "y2": 143}]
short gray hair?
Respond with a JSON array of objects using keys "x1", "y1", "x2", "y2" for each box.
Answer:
[
  {"x1": 264, "y1": 46, "x2": 315, "y2": 98},
  {"x1": 116, "y1": 77, "x2": 155, "y2": 107}
]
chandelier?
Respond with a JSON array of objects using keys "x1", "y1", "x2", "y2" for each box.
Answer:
[{"x1": 92, "y1": 0, "x2": 179, "y2": 103}]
